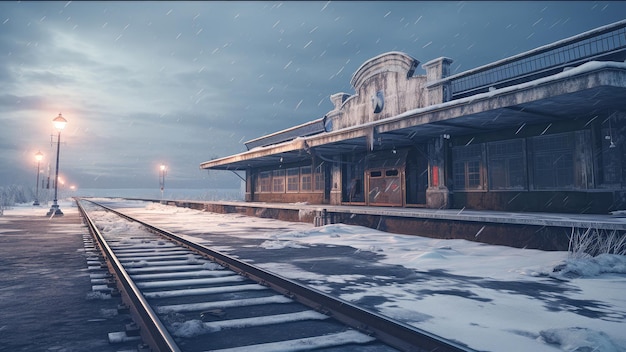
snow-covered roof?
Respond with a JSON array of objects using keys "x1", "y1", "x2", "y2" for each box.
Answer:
[{"x1": 200, "y1": 60, "x2": 626, "y2": 170}]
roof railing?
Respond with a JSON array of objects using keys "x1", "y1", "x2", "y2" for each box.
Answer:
[{"x1": 446, "y1": 20, "x2": 626, "y2": 100}]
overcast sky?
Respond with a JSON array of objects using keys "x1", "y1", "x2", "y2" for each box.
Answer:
[{"x1": 2, "y1": 1, "x2": 625, "y2": 191}]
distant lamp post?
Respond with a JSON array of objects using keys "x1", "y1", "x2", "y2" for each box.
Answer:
[
  {"x1": 47, "y1": 113, "x2": 67, "y2": 216},
  {"x1": 159, "y1": 164, "x2": 167, "y2": 201},
  {"x1": 33, "y1": 151, "x2": 43, "y2": 206}
]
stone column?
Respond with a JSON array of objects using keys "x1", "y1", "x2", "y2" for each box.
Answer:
[
  {"x1": 329, "y1": 155, "x2": 342, "y2": 205},
  {"x1": 426, "y1": 135, "x2": 450, "y2": 209},
  {"x1": 245, "y1": 170, "x2": 256, "y2": 202}
]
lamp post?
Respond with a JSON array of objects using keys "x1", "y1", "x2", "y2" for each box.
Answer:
[
  {"x1": 159, "y1": 164, "x2": 167, "y2": 201},
  {"x1": 47, "y1": 113, "x2": 67, "y2": 216},
  {"x1": 33, "y1": 151, "x2": 43, "y2": 206}
]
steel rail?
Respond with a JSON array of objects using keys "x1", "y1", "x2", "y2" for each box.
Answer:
[
  {"x1": 76, "y1": 198, "x2": 181, "y2": 352},
  {"x1": 80, "y1": 198, "x2": 474, "y2": 352}
]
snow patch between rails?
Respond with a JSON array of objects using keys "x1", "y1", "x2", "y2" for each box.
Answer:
[
  {"x1": 85, "y1": 291, "x2": 112, "y2": 300},
  {"x1": 170, "y1": 311, "x2": 329, "y2": 336}
]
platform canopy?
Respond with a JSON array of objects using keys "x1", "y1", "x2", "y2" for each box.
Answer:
[{"x1": 200, "y1": 62, "x2": 626, "y2": 171}]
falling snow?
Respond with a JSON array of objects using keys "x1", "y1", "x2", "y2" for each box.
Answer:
[{"x1": 1, "y1": 1, "x2": 625, "y2": 191}]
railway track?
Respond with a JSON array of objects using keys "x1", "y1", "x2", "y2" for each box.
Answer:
[{"x1": 76, "y1": 198, "x2": 473, "y2": 352}]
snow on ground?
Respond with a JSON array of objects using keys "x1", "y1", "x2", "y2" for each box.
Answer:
[{"x1": 3, "y1": 199, "x2": 626, "y2": 351}]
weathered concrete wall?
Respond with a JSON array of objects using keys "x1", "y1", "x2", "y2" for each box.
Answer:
[
  {"x1": 330, "y1": 52, "x2": 427, "y2": 131},
  {"x1": 337, "y1": 213, "x2": 572, "y2": 251},
  {"x1": 453, "y1": 190, "x2": 622, "y2": 214},
  {"x1": 198, "y1": 202, "x2": 318, "y2": 223},
  {"x1": 253, "y1": 192, "x2": 325, "y2": 204},
  {"x1": 423, "y1": 57, "x2": 454, "y2": 105},
  {"x1": 164, "y1": 199, "x2": 574, "y2": 251}
]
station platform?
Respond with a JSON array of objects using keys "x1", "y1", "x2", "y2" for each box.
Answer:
[
  {"x1": 148, "y1": 199, "x2": 626, "y2": 251},
  {"x1": 199, "y1": 200, "x2": 626, "y2": 230},
  {"x1": 0, "y1": 205, "x2": 132, "y2": 351}
]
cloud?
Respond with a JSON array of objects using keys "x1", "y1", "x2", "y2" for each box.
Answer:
[
  {"x1": 0, "y1": 94, "x2": 50, "y2": 112},
  {"x1": 1, "y1": 1, "x2": 625, "y2": 191}
]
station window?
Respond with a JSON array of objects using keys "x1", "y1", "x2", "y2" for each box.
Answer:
[
  {"x1": 452, "y1": 144, "x2": 484, "y2": 190},
  {"x1": 272, "y1": 169, "x2": 285, "y2": 193},
  {"x1": 487, "y1": 139, "x2": 527, "y2": 190},
  {"x1": 300, "y1": 166, "x2": 312, "y2": 191},
  {"x1": 385, "y1": 169, "x2": 399, "y2": 177},
  {"x1": 314, "y1": 165, "x2": 325, "y2": 192},
  {"x1": 259, "y1": 171, "x2": 271, "y2": 193},
  {"x1": 529, "y1": 133, "x2": 575, "y2": 190},
  {"x1": 286, "y1": 168, "x2": 300, "y2": 192}
]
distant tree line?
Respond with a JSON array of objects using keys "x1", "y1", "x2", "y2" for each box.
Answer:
[
  {"x1": 0, "y1": 185, "x2": 29, "y2": 207},
  {"x1": 0, "y1": 184, "x2": 52, "y2": 210}
]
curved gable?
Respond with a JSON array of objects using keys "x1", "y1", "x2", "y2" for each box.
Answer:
[
  {"x1": 350, "y1": 51, "x2": 418, "y2": 90},
  {"x1": 330, "y1": 51, "x2": 427, "y2": 130}
]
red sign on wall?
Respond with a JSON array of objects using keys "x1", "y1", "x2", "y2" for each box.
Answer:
[{"x1": 432, "y1": 165, "x2": 439, "y2": 187}]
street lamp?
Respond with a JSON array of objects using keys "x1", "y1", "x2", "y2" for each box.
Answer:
[
  {"x1": 33, "y1": 151, "x2": 43, "y2": 206},
  {"x1": 47, "y1": 113, "x2": 67, "y2": 216},
  {"x1": 159, "y1": 164, "x2": 167, "y2": 201}
]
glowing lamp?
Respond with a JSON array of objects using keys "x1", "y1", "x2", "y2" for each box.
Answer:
[{"x1": 53, "y1": 113, "x2": 67, "y2": 131}]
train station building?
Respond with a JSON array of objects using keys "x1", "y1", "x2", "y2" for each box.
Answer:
[{"x1": 200, "y1": 20, "x2": 626, "y2": 215}]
